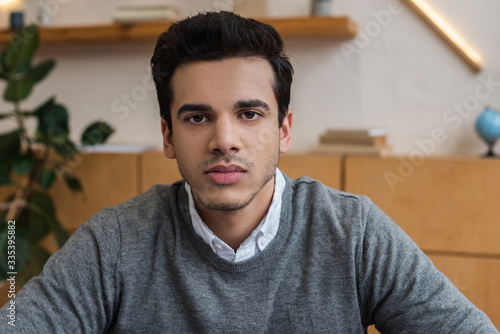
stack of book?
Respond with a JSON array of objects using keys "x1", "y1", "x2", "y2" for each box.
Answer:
[
  {"x1": 312, "y1": 128, "x2": 392, "y2": 156},
  {"x1": 113, "y1": 6, "x2": 178, "y2": 23}
]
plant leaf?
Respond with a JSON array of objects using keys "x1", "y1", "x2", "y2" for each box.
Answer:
[
  {"x1": 63, "y1": 173, "x2": 83, "y2": 195},
  {"x1": 12, "y1": 153, "x2": 35, "y2": 175},
  {"x1": 0, "y1": 130, "x2": 21, "y2": 163},
  {"x1": 0, "y1": 163, "x2": 12, "y2": 185},
  {"x1": 51, "y1": 140, "x2": 79, "y2": 161},
  {"x1": 0, "y1": 112, "x2": 14, "y2": 120},
  {"x1": 35, "y1": 102, "x2": 69, "y2": 140},
  {"x1": 27, "y1": 191, "x2": 56, "y2": 219},
  {"x1": 16, "y1": 205, "x2": 50, "y2": 244},
  {"x1": 20, "y1": 111, "x2": 35, "y2": 117},
  {"x1": 33, "y1": 96, "x2": 56, "y2": 116},
  {"x1": 18, "y1": 191, "x2": 55, "y2": 243},
  {"x1": 3, "y1": 75, "x2": 35, "y2": 102},
  {"x1": 15, "y1": 244, "x2": 50, "y2": 287},
  {"x1": 81, "y1": 121, "x2": 114, "y2": 146},
  {"x1": 31, "y1": 60, "x2": 55, "y2": 83},
  {"x1": 0, "y1": 194, "x2": 14, "y2": 222},
  {"x1": 0, "y1": 223, "x2": 31, "y2": 281},
  {"x1": 0, "y1": 25, "x2": 39, "y2": 74},
  {"x1": 23, "y1": 192, "x2": 68, "y2": 247},
  {"x1": 38, "y1": 168, "x2": 56, "y2": 190}
]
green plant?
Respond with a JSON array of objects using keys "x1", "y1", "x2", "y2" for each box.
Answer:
[{"x1": 0, "y1": 25, "x2": 114, "y2": 286}]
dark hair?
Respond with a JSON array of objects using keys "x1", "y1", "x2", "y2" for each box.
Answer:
[{"x1": 150, "y1": 11, "x2": 294, "y2": 133}]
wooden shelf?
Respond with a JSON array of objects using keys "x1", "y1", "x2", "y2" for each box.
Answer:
[
  {"x1": 0, "y1": 17, "x2": 356, "y2": 45},
  {"x1": 260, "y1": 16, "x2": 357, "y2": 38}
]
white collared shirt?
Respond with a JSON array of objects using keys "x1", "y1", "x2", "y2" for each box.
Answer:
[{"x1": 185, "y1": 168, "x2": 285, "y2": 263}]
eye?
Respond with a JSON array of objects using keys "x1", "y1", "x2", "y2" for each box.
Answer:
[
  {"x1": 187, "y1": 114, "x2": 209, "y2": 123},
  {"x1": 241, "y1": 111, "x2": 261, "y2": 120}
]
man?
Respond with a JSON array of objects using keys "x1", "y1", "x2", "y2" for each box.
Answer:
[{"x1": 1, "y1": 11, "x2": 498, "y2": 333}]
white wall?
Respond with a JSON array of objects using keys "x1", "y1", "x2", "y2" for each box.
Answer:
[{"x1": 1, "y1": 0, "x2": 499, "y2": 156}]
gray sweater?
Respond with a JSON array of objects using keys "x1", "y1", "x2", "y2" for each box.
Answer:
[{"x1": 1, "y1": 176, "x2": 498, "y2": 333}]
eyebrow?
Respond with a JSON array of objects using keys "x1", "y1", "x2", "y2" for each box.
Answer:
[
  {"x1": 176, "y1": 99, "x2": 270, "y2": 119},
  {"x1": 234, "y1": 99, "x2": 270, "y2": 112},
  {"x1": 177, "y1": 104, "x2": 213, "y2": 119}
]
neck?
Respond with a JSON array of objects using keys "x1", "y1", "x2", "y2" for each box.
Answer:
[{"x1": 195, "y1": 177, "x2": 275, "y2": 251}]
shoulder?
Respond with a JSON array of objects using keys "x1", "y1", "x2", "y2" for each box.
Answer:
[
  {"x1": 287, "y1": 175, "x2": 359, "y2": 198},
  {"x1": 108, "y1": 181, "x2": 184, "y2": 216},
  {"x1": 80, "y1": 181, "x2": 186, "y2": 243},
  {"x1": 285, "y1": 174, "x2": 375, "y2": 220},
  {"x1": 286, "y1": 175, "x2": 407, "y2": 239},
  {"x1": 106, "y1": 181, "x2": 185, "y2": 215},
  {"x1": 281, "y1": 174, "x2": 384, "y2": 249}
]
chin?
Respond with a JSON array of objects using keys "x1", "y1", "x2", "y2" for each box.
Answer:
[{"x1": 195, "y1": 191, "x2": 257, "y2": 212}]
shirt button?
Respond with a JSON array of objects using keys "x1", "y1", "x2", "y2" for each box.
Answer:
[
  {"x1": 258, "y1": 237, "x2": 269, "y2": 249},
  {"x1": 214, "y1": 242, "x2": 224, "y2": 251}
]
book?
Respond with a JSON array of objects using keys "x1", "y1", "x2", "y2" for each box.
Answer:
[
  {"x1": 319, "y1": 135, "x2": 387, "y2": 146},
  {"x1": 311, "y1": 144, "x2": 392, "y2": 156},
  {"x1": 322, "y1": 128, "x2": 388, "y2": 139},
  {"x1": 78, "y1": 144, "x2": 160, "y2": 153},
  {"x1": 113, "y1": 6, "x2": 178, "y2": 23}
]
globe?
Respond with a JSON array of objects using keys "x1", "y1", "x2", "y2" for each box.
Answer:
[{"x1": 475, "y1": 107, "x2": 500, "y2": 157}]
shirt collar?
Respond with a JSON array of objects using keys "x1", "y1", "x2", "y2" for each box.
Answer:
[{"x1": 185, "y1": 168, "x2": 285, "y2": 262}]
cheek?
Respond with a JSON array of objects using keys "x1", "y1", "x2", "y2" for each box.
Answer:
[
  {"x1": 242, "y1": 121, "x2": 280, "y2": 153},
  {"x1": 174, "y1": 131, "x2": 208, "y2": 157},
  {"x1": 254, "y1": 126, "x2": 279, "y2": 148},
  {"x1": 242, "y1": 127, "x2": 280, "y2": 162}
]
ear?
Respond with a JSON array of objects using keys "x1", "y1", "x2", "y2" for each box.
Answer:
[
  {"x1": 161, "y1": 118, "x2": 176, "y2": 159},
  {"x1": 279, "y1": 109, "x2": 293, "y2": 154}
]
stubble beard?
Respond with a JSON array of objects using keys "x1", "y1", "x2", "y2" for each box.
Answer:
[{"x1": 177, "y1": 150, "x2": 279, "y2": 212}]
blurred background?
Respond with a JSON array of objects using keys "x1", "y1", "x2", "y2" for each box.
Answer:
[{"x1": 0, "y1": 0, "x2": 499, "y2": 155}]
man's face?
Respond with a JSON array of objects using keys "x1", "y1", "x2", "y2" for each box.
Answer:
[{"x1": 161, "y1": 57, "x2": 292, "y2": 212}]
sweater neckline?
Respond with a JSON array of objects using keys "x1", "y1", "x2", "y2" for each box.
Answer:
[{"x1": 178, "y1": 176, "x2": 293, "y2": 273}]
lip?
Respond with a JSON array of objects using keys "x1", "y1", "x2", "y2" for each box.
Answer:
[
  {"x1": 206, "y1": 164, "x2": 246, "y2": 173},
  {"x1": 205, "y1": 164, "x2": 246, "y2": 184}
]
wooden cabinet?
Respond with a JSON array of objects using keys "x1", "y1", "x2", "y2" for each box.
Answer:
[
  {"x1": 344, "y1": 156, "x2": 500, "y2": 256},
  {"x1": 50, "y1": 153, "x2": 141, "y2": 229},
  {"x1": 141, "y1": 151, "x2": 181, "y2": 193},
  {"x1": 278, "y1": 153, "x2": 342, "y2": 189}
]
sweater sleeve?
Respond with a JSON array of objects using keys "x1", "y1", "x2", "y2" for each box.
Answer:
[
  {"x1": 357, "y1": 197, "x2": 499, "y2": 334},
  {"x1": 0, "y1": 209, "x2": 121, "y2": 334}
]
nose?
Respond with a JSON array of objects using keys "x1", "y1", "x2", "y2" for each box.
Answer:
[{"x1": 208, "y1": 116, "x2": 242, "y2": 155}]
